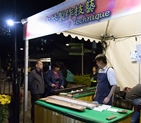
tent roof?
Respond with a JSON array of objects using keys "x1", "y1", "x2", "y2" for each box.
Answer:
[
  {"x1": 25, "y1": 0, "x2": 141, "y2": 41},
  {"x1": 60, "y1": 12, "x2": 141, "y2": 42}
]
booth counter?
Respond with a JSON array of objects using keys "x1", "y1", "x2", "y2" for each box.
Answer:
[
  {"x1": 53, "y1": 84, "x2": 87, "y2": 95},
  {"x1": 35, "y1": 100, "x2": 133, "y2": 123},
  {"x1": 60, "y1": 86, "x2": 96, "y2": 102},
  {"x1": 72, "y1": 91, "x2": 95, "y2": 102}
]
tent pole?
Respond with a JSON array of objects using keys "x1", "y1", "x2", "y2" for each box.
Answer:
[
  {"x1": 81, "y1": 43, "x2": 84, "y2": 76},
  {"x1": 139, "y1": 63, "x2": 141, "y2": 84},
  {"x1": 23, "y1": 39, "x2": 29, "y2": 123},
  {"x1": 105, "y1": 20, "x2": 110, "y2": 34}
]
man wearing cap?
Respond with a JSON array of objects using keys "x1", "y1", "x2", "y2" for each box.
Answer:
[{"x1": 94, "y1": 54, "x2": 117, "y2": 105}]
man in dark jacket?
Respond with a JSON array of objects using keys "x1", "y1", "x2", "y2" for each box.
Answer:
[
  {"x1": 28, "y1": 60, "x2": 44, "y2": 123},
  {"x1": 126, "y1": 84, "x2": 141, "y2": 123}
]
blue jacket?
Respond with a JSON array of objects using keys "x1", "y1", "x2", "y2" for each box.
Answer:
[{"x1": 44, "y1": 70, "x2": 64, "y2": 96}]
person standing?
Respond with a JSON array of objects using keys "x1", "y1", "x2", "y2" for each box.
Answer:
[
  {"x1": 94, "y1": 54, "x2": 117, "y2": 105},
  {"x1": 28, "y1": 60, "x2": 45, "y2": 123},
  {"x1": 126, "y1": 84, "x2": 141, "y2": 123},
  {"x1": 90, "y1": 66, "x2": 98, "y2": 87},
  {"x1": 44, "y1": 62, "x2": 64, "y2": 96}
]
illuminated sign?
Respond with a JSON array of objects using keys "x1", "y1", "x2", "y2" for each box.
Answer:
[
  {"x1": 25, "y1": 0, "x2": 141, "y2": 40},
  {"x1": 45, "y1": 0, "x2": 110, "y2": 29}
]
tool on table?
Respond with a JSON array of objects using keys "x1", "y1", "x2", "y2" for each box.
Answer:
[{"x1": 106, "y1": 116, "x2": 117, "y2": 120}]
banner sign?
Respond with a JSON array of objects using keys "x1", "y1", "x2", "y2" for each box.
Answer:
[
  {"x1": 136, "y1": 44, "x2": 141, "y2": 63},
  {"x1": 130, "y1": 50, "x2": 137, "y2": 62},
  {"x1": 24, "y1": 0, "x2": 141, "y2": 40}
]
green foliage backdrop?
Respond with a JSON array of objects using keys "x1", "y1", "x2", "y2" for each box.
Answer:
[{"x1": 73, "y1": 75, "x2": 91, "y2": 86}]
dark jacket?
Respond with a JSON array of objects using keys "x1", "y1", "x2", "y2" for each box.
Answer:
[
  {"x1": 44, "y1": 70, "x2": 64, "y2": 96},
  {"x1": 28, "y1": 69, "x2": 45, "y2": 94},
  {"x1": 126, "y1": 84, "x2": 141, "y2": 100}
]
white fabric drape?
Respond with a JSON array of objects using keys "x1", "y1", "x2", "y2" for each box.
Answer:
[{"x1": 106, "y1": 37, "x2": 141, "y2": 90}]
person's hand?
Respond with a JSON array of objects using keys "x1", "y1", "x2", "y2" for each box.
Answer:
[
  {"x1": 51, "y1": 84, "x2": 56, "y2": 87},
  {"x1": 103, "y1": 97, "x2": 110, "y2": 104},
  {"x1": 93, "y1": 94, "x2": 96, "y2": 100},
  {"x1": 60, "y1": 86, "x2": 64, "y2": 89}
]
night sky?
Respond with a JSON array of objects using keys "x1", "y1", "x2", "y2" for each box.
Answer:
[
  {"x1": 0, "y1": 0, "x2": 65, "y2": 49},
  {"x1": 0, "y1": 0, "x2": 66, "y2": 67},
  {"x1": 0, "y1": 0, "x2": 102, "y2": 72}
]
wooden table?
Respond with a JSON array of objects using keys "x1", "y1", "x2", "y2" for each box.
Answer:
[
  {"x1": 53, "y1": 84, "x2": 87, "y2": 95},
  {"x1": 58, "y1": 86, "x2": 96, "y2": 102},
  {"x1": 72, "y1": 87, "x2": 96, "y2": 102}
]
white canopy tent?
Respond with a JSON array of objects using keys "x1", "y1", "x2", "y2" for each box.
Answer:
[
  {"x1": 59, "y1": 12, "x2": 141, "y2": 89},
  {"x1": 22, "y1": 0, "x2": 141, "y2": 122},
  {"x1": 24, "y1": 0, "x2": 141, "y2": 89},
  {"x1": 60, "y1": 12, "x2": 141, "y2": 42}
]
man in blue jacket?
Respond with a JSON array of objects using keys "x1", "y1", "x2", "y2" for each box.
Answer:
[{"x1": 28, "y1": 60, "x2": 44, "y2": 123}]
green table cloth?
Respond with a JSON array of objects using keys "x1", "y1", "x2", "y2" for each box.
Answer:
[{"x1": 35, "y1": 100, "x2": 133, "y2": 123}]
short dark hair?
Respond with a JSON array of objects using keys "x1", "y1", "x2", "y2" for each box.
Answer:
[
  {"x1": 52, "y1": 62, "x2": 61, "y2": 68},
  {"x1": 95, "y1": 54, "x2": 107, "y2": 64}
]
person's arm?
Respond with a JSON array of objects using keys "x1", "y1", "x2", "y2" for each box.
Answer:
[
  {"x1": 93, "y1": 85, "x2": 98, "y2": 100},
  {"x1": 103, "y1": 85, "x2": 116, "y2": 104},
  {"x1": 103, "y1": 68, "x2": 117, "y2": 104},
  {"x1": 45, "y1": 71, "x2": 55, "y2": 87},
  {"x1": 108, "y1": 85, "x2": 117, "y2": 98},
  {"x1": 59, "y1": 72, "x2": 64, "y2": 88}
]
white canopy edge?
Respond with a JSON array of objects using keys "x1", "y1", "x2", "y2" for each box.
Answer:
[
  {"x1": 57, "y1": 31, "x2": 100, "y2": 43},
  {"x1": 29, "y1": 58, "x2": 51, "y2": 62}
]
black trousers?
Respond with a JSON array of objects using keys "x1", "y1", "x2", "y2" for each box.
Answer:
[{"x1": 31, "y1": 94, "x2": 43, "y2": 123}]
